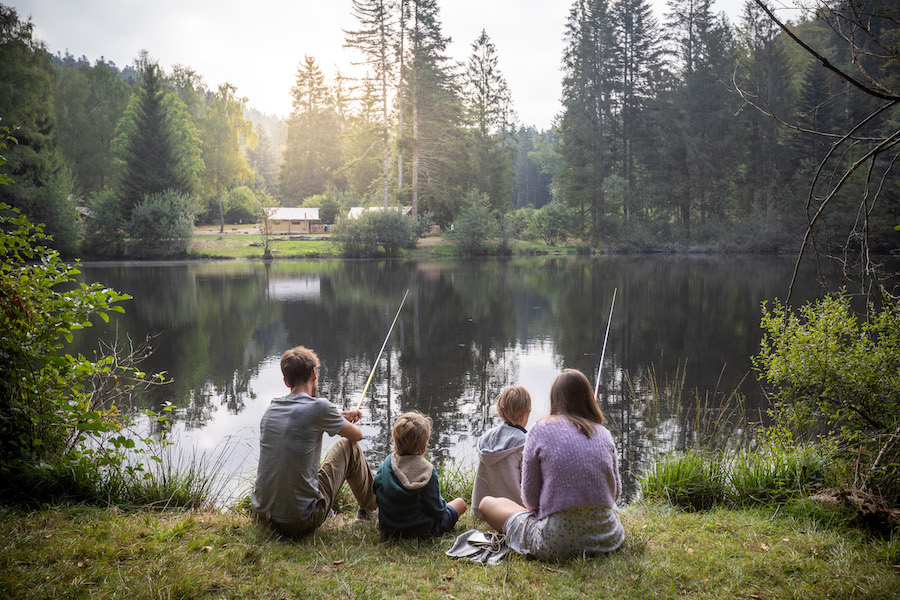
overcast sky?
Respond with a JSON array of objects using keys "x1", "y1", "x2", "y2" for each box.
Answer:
[{"x1": 12, "y1": 0, "x2": 759, "y2": 129}]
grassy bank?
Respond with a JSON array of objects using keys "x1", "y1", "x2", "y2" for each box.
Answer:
[
  {"x1": 187, "y1": 228, "x2": 574, "y2": 259},
  {"x1": 1, "y1": 500, "x2": 897, "y2": 599}
]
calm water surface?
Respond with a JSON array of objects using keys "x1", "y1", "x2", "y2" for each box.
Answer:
[{"x1": 75, "y1": 255, "x2": 827, "y2": 503}]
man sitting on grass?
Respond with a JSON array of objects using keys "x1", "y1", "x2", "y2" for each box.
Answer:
[{"x1": 251, "y1": 346, "x2": 378, "y2": 537}]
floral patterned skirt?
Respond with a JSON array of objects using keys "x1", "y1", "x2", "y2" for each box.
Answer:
[{"x1": 504, "y1": 505, "x2": 624, "y2": 560}]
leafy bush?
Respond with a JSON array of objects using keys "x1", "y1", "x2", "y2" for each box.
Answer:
[
  {"x1": 507, "y1": 207, "x2": 535, "y2": 240},
  {"x1": 0, "y1": 204, "x2": 169, "y2": 499},
  {"x1": 451, "y1": 192, "x2": 499, "y2": 256},
  {"x1": 334, "y1": 208, "x2": 417, "y2": 257},
  {"x1": 528, "y1": 201, "x2": 573, "y2": 246},
  {"x1": 223, "y1": 185, "x2": 261, "y2": 224},
  {"x1": 126, "y1": 189, "x2": 200, "y2": 257},
  {"x1": 754, "y1": 293, "x2": 900, "y2": 501},
  {"x1": 81, "y1": 188, "x2": 125, "y2": 258}
]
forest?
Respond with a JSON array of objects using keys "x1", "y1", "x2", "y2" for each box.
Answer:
[{"x1": 0, "y1": 0, "x2": 897, "y2": 259}]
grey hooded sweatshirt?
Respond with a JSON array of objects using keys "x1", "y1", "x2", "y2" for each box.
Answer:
[{"x1": 471, "y1": 422, "x2": 527, "y2": 519}]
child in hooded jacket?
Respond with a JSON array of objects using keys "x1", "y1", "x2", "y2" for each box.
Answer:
[
  {"x1": 373, "y1": 411, "x2": 467, "y2": 538},
  {"x1": 471, "y1": 386, "x2": 531, "y2": 520}
]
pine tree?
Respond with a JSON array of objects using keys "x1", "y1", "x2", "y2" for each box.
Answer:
[
  {"x1": 663, "y1": 0, "x2": 738, "y2": 228},
  {"x1": 463, "y1": 29, "x2": 516, "y2": 212},
  {"x1": 344, "y1": 0, "x2": 397, "y2": 206},
  {"x1": 735, "y1": 0, "x2": 794, "y2": 216},
  {"x1": 117, "y1": 57, "x2": 196, "y2": 219},
  {"x1": 279, "y1": 56, "x2": 341, "y2": 204},
  {"x1": 0, "y1": 5, "x2": 77, "y2": 253},
  {"x1": 557, "y1": 0, "x2": 617, "y2": 241},
  {"x1": 611, "y1": 0, "x2": 663, "y2": 221},
  {"x1": 399, "y1": 0, "x2": 466, "y2": 223}
]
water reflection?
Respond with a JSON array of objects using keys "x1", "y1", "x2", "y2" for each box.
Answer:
[{"x1": 74, "y1": 256, "x2": 825, "y2": 503}]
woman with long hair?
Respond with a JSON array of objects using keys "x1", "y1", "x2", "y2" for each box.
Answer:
[{"x1": 478, "y1": 369, "x2": 624, "y2": 559}]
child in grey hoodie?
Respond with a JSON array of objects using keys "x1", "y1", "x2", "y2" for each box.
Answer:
[{"x1": 472, "y1": 386, "x2": 532, "y2": 520}]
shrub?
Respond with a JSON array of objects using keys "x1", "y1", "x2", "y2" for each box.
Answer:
[
  {"x1": 0, "y1": 204, "x2": 169, "y2": 501},
  {"x1": 223, "y1": 185, "x2": 261, "y2": 224},
  {"x1": 81, "y1": 188, "x2": 125, "y2": 258},
  {"x1": 334, "y1": 208, "x2": 417, "y2": 257},
  {"x1": 528, "y1": 202, "x2": 573, "y2": 246},
  {"x1": 754, "y1": 293, "x2": 900, "y2": 501},
  {"x1": 451, "y1": 191, "x2": 498, "y2": 256},
  {"x1": 127, "y1": 189, "x2": 200, "y2": 257}
]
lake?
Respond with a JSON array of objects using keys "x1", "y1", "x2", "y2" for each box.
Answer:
[{"x1": 73, "y1": 255, "x2": 828, "y2": 504}]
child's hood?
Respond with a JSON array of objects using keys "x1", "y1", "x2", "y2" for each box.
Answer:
[
  {"x1": 477, "y1": 423, "x2": 526, "y2": 465},
  {"x1": 390, "y1": 453, "x2": 434, "y2": 490}
]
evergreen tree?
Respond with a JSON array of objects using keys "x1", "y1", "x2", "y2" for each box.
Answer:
[
  {"x1": 247, "y1": 124, "x2": 279, "y2": 193},
  {"x1": 279, "y1": 55, "x2": 341, "y2": 204},
  {"x1": 611, "y1": 0, "x2": 663, "y2": 221},
  {"x1": 557, "y1": 0, "x2": 617, "y2": 241},
  {"x1": 512, "y1": 126, "x2": 553, "y2": 209},
  {"x1": 735, "y1": 0, "x2": 794, "y2": 216},
  {"x1": 463, "y1": 29, "x2": 516, "y2": 212},
  {"x1": 0, "y1": 5, "x2": 77, "y2": 253},
  {"x1": 344, "y1": 0, "x2": 397, "y2": 206},
  {"x1": 663, "y1": 0, "x2": 738, "y2": 229},
  {"x1": 116, "y1": 56, "x2": 198, "y2": 219},
  {"x1": 399, "y1": 0, "x2": 467, "y2": 224},
  {"x1": 339, "y1": 77, "x2": 384, "y2": 198}
]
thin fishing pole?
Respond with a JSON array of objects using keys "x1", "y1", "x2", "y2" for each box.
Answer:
[
  {"x1": 356, "y1": 289, "x2": 410, "y2": 411},
  {"x1": 594, "y1": 288, "x2": 617, "y2": 399}
]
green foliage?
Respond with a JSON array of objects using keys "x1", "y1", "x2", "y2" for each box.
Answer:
[
  {"x1": 529, "y1": 202, "x2": 574, "y2": 245},
  {"x1": 114, "y1": 57, "x2": 201, "y2": 219},
  {"x1": 0, "y1": 7, "x2": 78, "y2": 255},
  {"x1": 302, "y1": 193, "x2": 342, "y2": 224},
  {"x1": 450, "y1": 191, "x2": 499, "y2": 255},
  {"x1": 126, "y1": 189, "x2": 200, "y2": 258},
  {"x1": 334, "y1": 208, "x2": 417, "y2": 257},
  {"x1": 640, "y1": 452, "x2": 727, "y2": 510},
  {"x1": 81, "y1": 188, "x2": 125, "y2": 258},
  {"x1": 506, "y1": 207, "x2": 534, "y2": 240},
  {"x1": 0, "y1": 204, "x2": 169, "y2": 494},
  {"x1": 727, "y1": 446, "x2": 832, "y2": 506},
  {"x1": 222, "y1": 185, "x2": 261, "y2": 224},
  {"x1": 51, "y1": 56, "x2": 133, "y2": 198},
  {"x1": 754, "y1": 293, "x2": 900, "y2": 500}
]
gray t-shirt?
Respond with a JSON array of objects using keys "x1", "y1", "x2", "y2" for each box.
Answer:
[{"x1": 250, "y1": 392, "x2": 347, "y2": 523}]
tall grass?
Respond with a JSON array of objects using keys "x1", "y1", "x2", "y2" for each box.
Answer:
[
  {"x1": 639, "y1": 452, "x2": 726, "y2": 510},
  {"x1": 727, "y1": 445, "x2": 833, "y2": 505},
  {"x1": 633, "y1": 364, "x2": 841, "y2": 511}
]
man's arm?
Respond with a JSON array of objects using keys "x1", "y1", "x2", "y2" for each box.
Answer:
[{"x1": 337, "y1": 418, "x2": 363, "y2": 442}]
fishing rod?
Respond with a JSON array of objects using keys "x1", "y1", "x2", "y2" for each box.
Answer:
[
  {"x1": 356, "y1": 289, "x2": 410, "y2": 411},
  {"x1": 594, "y1": 288, "x2": 617, "y2": 399}
]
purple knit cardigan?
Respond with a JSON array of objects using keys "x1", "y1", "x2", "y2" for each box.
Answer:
[{"x1": 520, "y1": 417, "x2": 622, "y2": 520}]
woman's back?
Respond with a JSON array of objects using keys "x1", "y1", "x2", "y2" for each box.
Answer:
[{"x1": 521, "y1": 417, "x2": 621, "y2": 520}]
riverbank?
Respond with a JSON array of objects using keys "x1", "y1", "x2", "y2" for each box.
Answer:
[
  {"x1": 188, "y1": 227, "x2": 573, "y2": 259},
  {"x1": 1, "y1": 500, "x2": 896, "y2": 599}
]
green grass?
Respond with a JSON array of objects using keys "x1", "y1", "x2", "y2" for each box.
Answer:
[
  {"x1": 187, "y1": 229, "x2": 578, "y2": 260},
  {"x1": 639, "y1": 452, "x2": 727, "y2": 510},
  {"x1": 188, "y1": 231, "x2": 338, "y2": 259},
  {"x1": 1, "y1": 500, "x2": 897, "y2": 600}
]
